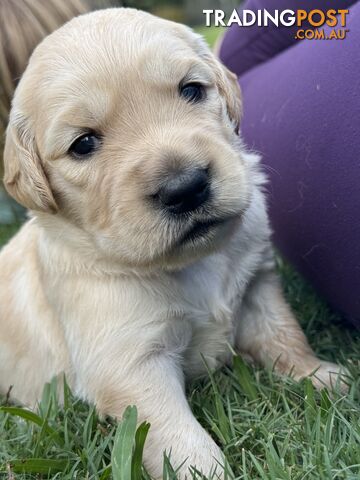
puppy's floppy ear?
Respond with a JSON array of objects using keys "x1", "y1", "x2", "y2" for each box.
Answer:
[
  {"x1": 194, "y1": 36, "x2": 242, "y2": 133},
  {"x1": 3, "y1": 111, "x2": 58, "y2": 213},
  {"x1": 216, "y1": 62, "x2": 242, "y2": 133}
]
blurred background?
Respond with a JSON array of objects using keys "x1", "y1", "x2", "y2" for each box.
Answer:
[{"x1": 0, "y1": 0, "x2": 234, "y2": 227}]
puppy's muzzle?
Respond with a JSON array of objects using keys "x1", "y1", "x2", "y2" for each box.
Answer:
[{"x1": 155, "y1": 167, "x2": 210, "y2": 215}]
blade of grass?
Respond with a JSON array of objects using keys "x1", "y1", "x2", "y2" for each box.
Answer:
[
  {"x1": 233, "y1": 356, "x2": 259, "y2": 402},
  {"x1": 111, "y1": 405, "x2": 137, "y2": 480},
  {"x1": 0, "y1": 406, "x2": 57, "y2": 437},
  {"x1": 0, "y1": 458, "x2": 68, "y2": 474},
  {"x1": 132, "y1": 421, "x2": 150, "y2": 480}
]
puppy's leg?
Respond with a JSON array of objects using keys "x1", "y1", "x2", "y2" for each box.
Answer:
[
  {"x1": 235, "y1": 270, "x2": 347, "y2": 391},
  {"x1": 79, "y1": 349, "x2": 224, "y2": 479}
]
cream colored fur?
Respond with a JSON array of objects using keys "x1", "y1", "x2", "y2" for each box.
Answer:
[{"x1": 0, "y1": 8, "x2": 346, "y2": 479}]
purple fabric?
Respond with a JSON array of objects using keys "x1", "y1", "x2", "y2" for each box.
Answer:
[
  {"x1": 220, "y1": 0, "x2": 357, "y2": 76},
  {"x1": 220, "y1": 1, "x2": 360, "y2": 327}
]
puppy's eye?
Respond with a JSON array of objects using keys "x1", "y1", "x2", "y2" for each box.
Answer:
[
  {"x1": 180, "y1": 83, "x2": 205, "y2": 103},
  {"x1": 69, "y1": 133, "x2": 100, "y2": 158}
]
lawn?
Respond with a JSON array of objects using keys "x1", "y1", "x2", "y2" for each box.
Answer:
[{"x1": 0, "y1": 24, "x2": 359, "y2": 480}]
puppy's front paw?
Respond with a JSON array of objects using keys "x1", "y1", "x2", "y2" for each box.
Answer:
[
  {"x1": 144, "y1": 428, "x2": 225, "y2": 480},
  {"x1": 310, "y1": 361, "x2": 350, "y2": 393}
]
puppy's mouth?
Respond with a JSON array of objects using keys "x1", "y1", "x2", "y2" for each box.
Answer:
[{"x1": 176, "y1": 215, "x2": 237, "y2": 246}]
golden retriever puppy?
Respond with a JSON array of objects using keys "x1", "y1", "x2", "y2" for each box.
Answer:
[{"x1": 0, "y1": 8, "x2": 346, "y2": 479}]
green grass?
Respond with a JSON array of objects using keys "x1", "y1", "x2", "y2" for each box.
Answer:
[
  {"x1": 195, "y1": 26, "x2": 224, "y2": 49},
  {"x1": 0, "y1": 223, "x2": 359, "y2": 479},
  {"x1": 0, "y1": 223, "x2": 21, "y2": 246}
]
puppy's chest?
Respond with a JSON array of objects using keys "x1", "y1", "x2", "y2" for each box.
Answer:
[
  {"x1": 176, "y1": 263, "x2": 236, "y2": 323},
  {"x1": 167, "y1": 256, "x2": 243, "y2": 361}
]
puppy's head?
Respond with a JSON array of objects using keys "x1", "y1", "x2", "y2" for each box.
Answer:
[{"x1": 4, "y1": 8, "x2": 254, "y2": 269}]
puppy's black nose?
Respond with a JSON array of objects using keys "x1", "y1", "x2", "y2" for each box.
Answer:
[{"x1": 157, "y1": 168, "x2": 210, "y2": 214}]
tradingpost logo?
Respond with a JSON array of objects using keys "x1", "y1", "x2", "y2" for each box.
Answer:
[{"x1": 203, "y1": 9, "x2": 350, "y2": 40}]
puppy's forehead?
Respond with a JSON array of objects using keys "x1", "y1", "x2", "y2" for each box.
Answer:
[{"x1": 30, "y1": 8, "x2": 202, "y2": 94}]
